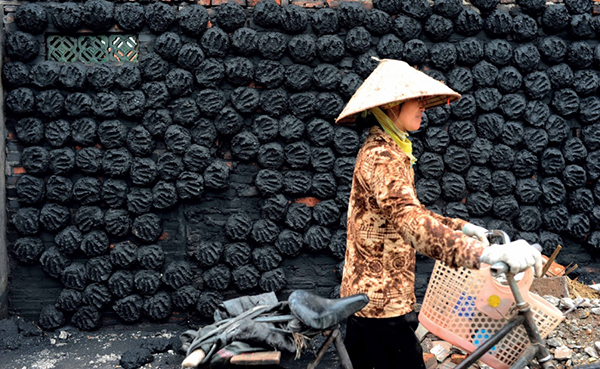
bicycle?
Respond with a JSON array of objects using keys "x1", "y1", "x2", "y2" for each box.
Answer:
[
  {"x1": 421, "y1": 230, "x2": 600, "y2": 369},
  {"x1": 180, "y1": 289, "x2": 369, "y2": 368},
  {"x1": 181, "y1": 230, "x2": 598, "y2": 369}
]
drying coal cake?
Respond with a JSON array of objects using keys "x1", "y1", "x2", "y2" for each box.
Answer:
[
  {"x1": 104, "y1": 208, "x2": 131, "y2": 236},
  {"x1": 256, "y1": 170, "x2": 284, "y2": 195},
  {"x1": 288, "y1": 35, "x2": 316, "y2": 64},
  {"x1": 6, "y1": 31, "x2": 40, "y2": 63},
  {"x1": 177, "y1": 4, "x2": 209, "y2": 37},
  {"x1": 114, "y1": 2, "x2": 144, "y2": 32},
  {"x1": 83, "y1": 0, "x2": 114, "y2": 32},
  {"x1": 30, "y1": 60, "x2": 62, "y2": 87}
]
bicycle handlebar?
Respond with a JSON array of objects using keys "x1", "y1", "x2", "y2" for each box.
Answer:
[
  {"x1": 484, "y1": 230, "x2": 542, "y2": 277},
  {"x1": 490, "y1": 262, "x2": 510, "y2": 276},
  {"x1": 485, "y1": 229, "x2": 511, "y2": 245}
]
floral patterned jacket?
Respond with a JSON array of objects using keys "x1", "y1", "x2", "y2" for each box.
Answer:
[{"x1": 340, "y1": 126, "x2": 486, "y2": 318}]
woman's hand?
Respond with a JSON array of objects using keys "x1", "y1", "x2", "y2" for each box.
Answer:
[
  {"x1": 462, "y1": 223, "x2": 490, "y2": 246},
  {"x1": 479, "y1": 240, "x2": 544, "y2": 277}
]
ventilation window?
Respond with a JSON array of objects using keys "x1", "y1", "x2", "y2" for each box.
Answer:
[{"x1": 47, "y1": 34, "x2": 138, "y2": 63}]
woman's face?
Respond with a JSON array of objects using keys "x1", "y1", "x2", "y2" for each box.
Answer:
[{"x1": 385, "y1": 97, "x2": 426, "y2": 132}]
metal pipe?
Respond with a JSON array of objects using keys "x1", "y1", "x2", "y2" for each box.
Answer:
[
  {"x1": 511, "y1": 345, "x2": 538, "y2": 369},
  {"x1": 539, "y1": 352, "x2": 558, "y2": 369},
  {"x1": 507, "y1": 273, "x2": 558, "y2": 368},
  {"x1": 333, "y1": 328, "x2": 354, "y2": 369},
  {"x1": 307, "y1": 329, "x2": 339, "y2": 369},
  {"x1": 507, "y1": 273, "x2": 527, "y2": 307}
]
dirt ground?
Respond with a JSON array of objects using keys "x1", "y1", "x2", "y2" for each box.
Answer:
[
  {"x1": 0, "y1": 318, "x2": 340, "y2": 369},
  {"x1": 0, "y1": 320, "x2": 184, "y2": 369},
  {"x1": 1, "y1": 279, "x2": 598, "y2": 369},
  {"x1": 538, "y1": 279, "x2": 600, "y2": 368}
]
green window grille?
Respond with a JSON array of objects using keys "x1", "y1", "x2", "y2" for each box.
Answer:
[
  {"x1": 47, "y1": 34, "x2": 138, "y2": 63},
  {"x1": 78, "y1": 35, "x2": 108, "y2": 63},
  {"x1": 47, "y1": 35, "x2": 78, "y2": 62},
  {"x1": 108, "y1": 35, "x2": 138, "y2": 62}
]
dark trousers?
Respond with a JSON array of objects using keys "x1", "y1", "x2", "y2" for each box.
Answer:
[{"x1": 344, "y1": 312, "x2": 426, "y2": 369}]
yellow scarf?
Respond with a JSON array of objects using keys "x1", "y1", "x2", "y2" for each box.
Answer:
[{"x1": 369, "y1": 106, "x2": 417, "y2": 165}]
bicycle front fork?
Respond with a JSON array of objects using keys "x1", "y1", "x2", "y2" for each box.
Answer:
[
  {"x1": 511, "y1": 343, "x2": 557, "y2": 369},
  {"x1": 456, "y1": 272, "x2": 558, "y2": 369}
]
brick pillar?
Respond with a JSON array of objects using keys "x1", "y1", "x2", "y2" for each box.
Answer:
[{"x1": 0, "y1": 5, "x2": 9, "y2": 319}]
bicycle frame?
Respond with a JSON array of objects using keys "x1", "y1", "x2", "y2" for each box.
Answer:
[{"x1": 455, "y1": 232, "x2": 557, "y2": 369}]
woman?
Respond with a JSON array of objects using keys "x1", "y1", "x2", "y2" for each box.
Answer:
[{"x1": 335, "y1": 59, "x2": 543, "y2": 369}]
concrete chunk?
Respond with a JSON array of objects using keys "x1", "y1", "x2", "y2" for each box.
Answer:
[
  {"x1": 554, "y1": 345, "x2": 573, "y2": 360},
  {"x1": 585, "y1": 346, "x2": 599, "y2": 358},
  {"x1": 431, "y1": 343, "x2": 450, "y2": 363},
  {"x1": 416, "y1": 323, "x2": 429, "y2": 342},
  {"x1": 531, "y1": 276, "x2": 570, "y2": 299}
]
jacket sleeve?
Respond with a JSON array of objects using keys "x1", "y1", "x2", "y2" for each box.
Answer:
[
  {"x1": 423, "y1": 207, "x2": 468, "y2": 231},
  {"x1": 365, "y1": 145, "x2": 485, "y2": 270}
]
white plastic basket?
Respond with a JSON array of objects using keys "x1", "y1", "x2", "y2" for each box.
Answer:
[{"x1": 419, "y1": 261, "x2": 564, "y2": 369}]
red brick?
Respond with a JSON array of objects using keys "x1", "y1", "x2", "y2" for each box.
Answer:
[
  {"x1": 195, "y1": 0, "x2": 211, "y2": 6},
  {"x1": 211, "y1": 0, "x2": 246, "y2": 5},
  {"x1": 291, "y1": 0, "x2": 326, "y2": 7},
  {"x1": 326, "y1": 0, "x2": 372, "y2": 9},
  {"x1": 295, "y1": 197, "x2": 321, "y2": 207},
  {"x1": 423, "y1": 353, "x2": 437, "y2": 369},
  {"x1": 451, "y1": 354, "x2": 467, "y2": 364}
]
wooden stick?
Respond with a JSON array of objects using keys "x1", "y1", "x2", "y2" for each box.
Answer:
[
  {"x1": 181, "y1": 349, "x2": 206, "y2": 368},
  {"x1": 565, "y1": 263, "x2": 578, "y2": 276},
  {"x1": 542, "y1": 245, "x2": 562, "y2": 277},
  {"x1": 230, "y1": 351, "x2": 281, "y2": 365}
]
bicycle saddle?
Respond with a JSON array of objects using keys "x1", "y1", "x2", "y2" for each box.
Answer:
[{"x1": 288, "y1": 290, "x2": 369, "y2": 330}]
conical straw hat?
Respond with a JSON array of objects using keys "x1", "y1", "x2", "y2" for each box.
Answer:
[{"x1": 335, "y1": 59, "x2": 461, "y2": 125}]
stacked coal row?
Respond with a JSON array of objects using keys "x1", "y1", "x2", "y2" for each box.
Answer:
[
  {"x1": 5, "y1": 0, "x2": 600, "y2": 330},
  {"x1": 7, "y1": 0, "x2": 219, "y2": 329},
  {"x1": 405, "y1": 0, "x2": 600, "y2": 260},
  {"x1": 5, "y1": 0, "x2": 355, "y2": 329}
]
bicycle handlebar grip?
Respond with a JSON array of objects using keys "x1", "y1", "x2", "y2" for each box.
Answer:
[{"x1": 490, "y1": 262, "x2": 509, "y2": 276}]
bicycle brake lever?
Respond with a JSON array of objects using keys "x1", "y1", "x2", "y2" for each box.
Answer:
[{"x1": 485, "y1": 230, "x2": 511, "y2": 245}]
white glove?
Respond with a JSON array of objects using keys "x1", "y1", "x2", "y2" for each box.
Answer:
[
  {"x1": 479, "y1": 240, "x2": 544, "y2": 277},
  {"x1": 462, "y1": 223, "x2": 490, "y2": 246}
]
